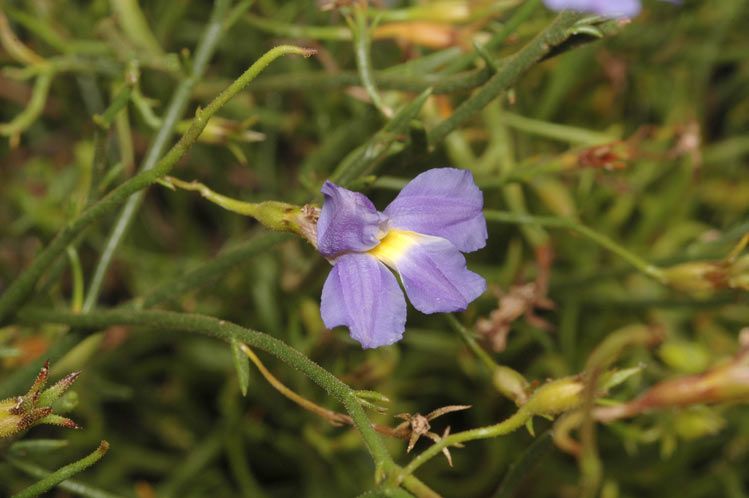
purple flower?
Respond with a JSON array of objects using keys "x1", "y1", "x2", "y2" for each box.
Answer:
[
  {"x1": 318, "y1": 168, "x2": 487, "y2": 349},
  {"x1": 544, "y1": 0, "x2": 642, "y2": 17}
]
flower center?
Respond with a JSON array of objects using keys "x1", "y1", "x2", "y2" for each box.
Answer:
[{"x1": 367, "y1": 229, "x2": 421, "y2": 267}]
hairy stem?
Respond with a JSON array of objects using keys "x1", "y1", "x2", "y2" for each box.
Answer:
[
  {"x1": 84, "y1": 0, "x2": 235, "y2": 311},
  {"x1": 0, "y1": 44, "x2": 313, "y2": 326},
  {"x1": 16, "y1": 308, "x2": 396, "y2": 476},
  {"x1": 400, "y1": 408, "x2": 531, "y2": 478},
  {"x1": 10, "y1": 441, "x2": 109, "y2": 498},
  {"x1": 428, "y1": 11, "x2": 585, "y2": 146}
]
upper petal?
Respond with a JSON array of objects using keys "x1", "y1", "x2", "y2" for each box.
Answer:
[
  {"x1": 320, "y1": 253, "x2": 407, "y2": 348},
  {"x1": 370, "y1": 230, "x2": 486, "y2": 314},
  {"x1": 317, "y1": 181, "x2": 387, "y2": 258},
  {"x1": 543, "y1": 0, "x2": 641, "y2": 17},
  {"x1": 383, "y1": 168, "x2": 487, "y2": 253}
]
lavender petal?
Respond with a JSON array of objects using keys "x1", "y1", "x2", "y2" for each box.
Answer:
[
  {"x1": 543, "y1": 0, "x2": 641, "y2": 17},
  {"x1": 317, "y1": 181, "x2": 387, "y2": 258},
  {"x1": 389, "y1": 234, "x2": 486, "y2": 314},
  {"x1": 383, "y1": 168, "x2": 487, "y2": 253},
  {"x1": 320, "y1": 253, "x2": 407, "y2": 348}
]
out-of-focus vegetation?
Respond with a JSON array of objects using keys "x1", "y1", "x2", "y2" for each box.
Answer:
[{"x1": 1, "y1": 0, "x2": 749, "y2": 497}]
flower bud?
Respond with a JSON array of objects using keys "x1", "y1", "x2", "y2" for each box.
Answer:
[
  {"x1": 658, "y1": 340, "x2": 711, "y2": 374},
  {"x1": 492, "y1": 366, "x2": 530, "y2": 405},
  {"x1": 728, "y1": 254, "x2": 749, "y2": 290},
  {"x1": 524, "y1": 377, "x2": 584, "y2": 417},
  {"x1": 0, "y1": 361, "x2": 81, "y2": 439},
  {"x1": 662, "y1": 261, "x2": 726, "y2": 295},
  {"x1": 596, "y1": 346, "x2": 749, "y2": 422},
  {"x1": 672, "y1": 407, "x2": 725, "y2": 440},
  {"x1": 662, "y1": 235, "x2": 749, "y2": 295}
]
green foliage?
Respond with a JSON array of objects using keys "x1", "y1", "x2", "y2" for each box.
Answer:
[{"x1": 1, "y1": 0, "x2": 749, "y2": 497}]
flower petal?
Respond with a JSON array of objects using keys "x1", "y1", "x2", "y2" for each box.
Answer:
[
  {"x1": 317, "y1": 181, "x2": 387, "y2": 258},
  {"x1": 370, "y1": 230, "x2": 486, "y2": 314},
  {"x1": 543, "y1": 0, "x2": 641, "y2": 17},
  {"x1": 383, "y1": 168, "x2": 487, "y2": 252},
  {"x1": 320, "y1": 253, "x2": 407, "y2": 348}
]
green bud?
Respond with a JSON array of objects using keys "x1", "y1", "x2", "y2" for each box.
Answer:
[
  {"x1": 492, "y1": 366, "x2": 530, "y2": 405},
  {"x1": 662, "y1": 261, "x2": 726, "y2": 296},
  {"x1": 672, "y1": 407, "x2": 725, "y2": 440},
  {"x1": 659, "y1": 340, "x2": 711, "y2": 374},
  {"x1": 524, "y1": 377, "x2": 584, "y2": 417}
]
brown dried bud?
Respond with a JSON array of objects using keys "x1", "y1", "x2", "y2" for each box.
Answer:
[{"x1": 596, "y1": 346, "x2": 749, "y2": 422}]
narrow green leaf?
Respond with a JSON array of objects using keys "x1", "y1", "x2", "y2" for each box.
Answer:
[
  {"x1": 493, "y1": 431, "x2": 553, "y2": 498},
  {"x1": 231, "y1": 338, "x2": 251, "y2": 396},
  {"x1": 11, "y1": 440, "x2": 109, "y2": 498},
  {"x1": 9, "y1": 439, "x2": 69, "y2": 455},
  {"x1": 329, "y1": 87, "x2": 432, "y2": 187}
]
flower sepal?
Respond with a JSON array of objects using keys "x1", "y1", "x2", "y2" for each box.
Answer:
[{"x1": 0, "y1": 361, "x2": 81, "y2": 439}]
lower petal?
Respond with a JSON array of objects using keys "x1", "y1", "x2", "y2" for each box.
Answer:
[
  {"x1": 372, "y1": 231, "x2": 486, "y2": 314},
  {"x1": 320, "y1": 253, "x2": 407, "y2": 348}
]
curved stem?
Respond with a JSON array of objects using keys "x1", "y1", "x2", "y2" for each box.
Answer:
[
  {"x1": 0, "y1": 71, "x2": 53, "y2": 139},
  {"x1": 6, "y1": 456, "x2": 125, "y2": 498},
  {"x1": 428, "y1": 11, "x2": 585, "y2": 146},
  {"x1": 400, "y1": 408, "x2": 531, "y2": 478},
  {"x1": 446, "y1": 314, "x2": 497, "y2": 372},
  {"x1": 351, "y1": 5, "x2": 391, "y2": 117},
  {"x1": 10, "y1": 441, "x2": 109, "y2": 498},
  {"x1": 83, "y1": 0, "x2": 234, "y2": 312},
  {"x1": 484, "y1": 210, "x2": 666, "y2": 282},
  {"x1": 0, "y1": 45, "x2": 314, "y2": 326},
  {"x1": 15, "y1": 307, "x2": 395, "y2": 474}
]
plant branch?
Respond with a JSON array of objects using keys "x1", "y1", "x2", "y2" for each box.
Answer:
[
  {"x1": 10, "y1": 441, "x2": 109, "y2": 498},
  {"x1": 399, "y1": 408, "x2": 532, "y2": 478},
  {"x1": 83, "y1": 0, "x2": 236, "y2": 312},
  {"x1": 0, "y1": 44, "x2": 314, "y2": 326},
  {"x1": 15, "y1": 307, "x2": 396, "y2": 477},
  {"x1": 484, "y1": 210, "x2": 666, "y2": 282},
  {"x1": 427, "y1": 11, "x2": 585, "y2": 146}
]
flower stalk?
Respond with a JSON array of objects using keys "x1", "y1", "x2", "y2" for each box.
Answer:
[{"x1": 160, "y1": 176, "x2": 320, "y2": 247}]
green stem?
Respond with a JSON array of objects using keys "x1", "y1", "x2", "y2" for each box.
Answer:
[
  {"x1": 443, "y1": 0, "x2": 543, "y2": 73},
  {"x1": 0, "y1": 71, "x2": 53, "y2": 138},
  {"x1": 400, "y1": 475, "x2": 442, "y2": 498},
  {"x1": 446, "y1": 314, "x2": 496, "y2": 372},
  {"x1": 160, "y1": 177, "x2": 311, "y2": 241},
  {"x1": 483, "y1": 210, "x2": 666, "y2": 282},
  {"x1": 109, "y1": 0, "x2": 164, "y2": 56},
  {"x1": 251, "y1": 67, "x2": 490, "y2": 94},
  {"x1": 244, "y1": 12, "x2": 350, "y2": 40},
  {"x1": 15, "y1": 307, "x2": 395, "y2": 474},
  {"x1": 6, "y1": 457, "x2": 124, "y2": 498},
  {"x1": 0, "y1": 44, "x2": 313, "y2": 326},
  {"x1": 400, "y1": 408, "x2": 531, "y2": 478},
  {"x1": 498, "y1": 111, "x2": 614, "y2": 145},
  {"x1": 92, "y1": 81, "x2": 134, "y2": 130},
  {"x1": 64, "y1": 247, "x2": 84, "y2": 313},
  {"x1": 330, "y1": 88, "x2": 431, "y2": 187},
  {"x1": 351, "y1": 6, "x2": 391, "y2": 117},
  {"x1": 447, "y1": 314, "x2": 530, "y2": 404},
  {"x1": 428, "y1": 11, "x2": 585, "y2": 146},
  {"x1": 10, "y1": 441, "x2": 109, "y2": 498},
  {"x1": 140, "y1": 232, "x2": 289, "y2": 308},
  {"x1": 492, "y1": 431, "x2": 553, "y2": 498},
  {"x1": 83, "y1": 0, "x2": 234, "y2": 312}
]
